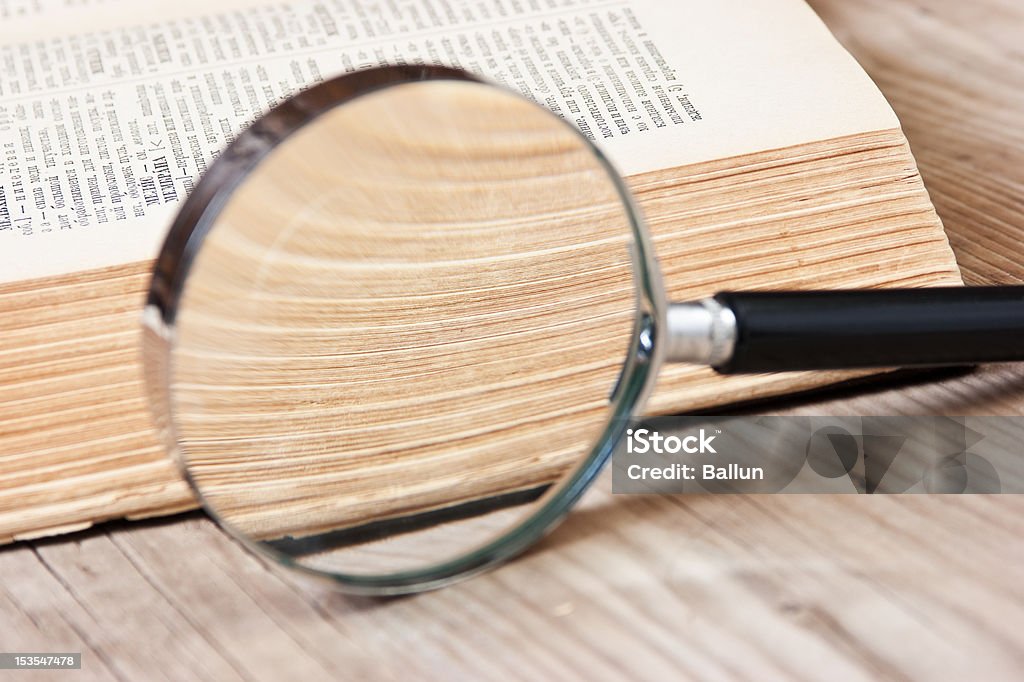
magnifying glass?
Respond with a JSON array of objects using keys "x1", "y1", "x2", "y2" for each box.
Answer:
[{"x1": 142, "y1": 66, "x2": 1024, "y2": 594}]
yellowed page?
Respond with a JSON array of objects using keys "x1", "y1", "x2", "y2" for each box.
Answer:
[{"x1": 0, "y1": 0, "x2": 898, "y2": 284}]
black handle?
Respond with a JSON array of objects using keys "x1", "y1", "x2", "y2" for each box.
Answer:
[{"x1": 713, "y1": 287, "x2": 1024, "y2": 374}]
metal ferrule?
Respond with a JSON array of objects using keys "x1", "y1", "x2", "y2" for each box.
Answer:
[{"x1": 664, "y1": 298, "x2": 737, "y2": 367}]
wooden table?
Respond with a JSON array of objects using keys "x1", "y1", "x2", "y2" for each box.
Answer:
[{"x1": 2, "y1": 1, "x2": 1022, "y2": 679}]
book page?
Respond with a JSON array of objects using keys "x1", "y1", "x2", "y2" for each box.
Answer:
[{"x1": 0, "y1": 0, "x2": 899, "y2": 284}]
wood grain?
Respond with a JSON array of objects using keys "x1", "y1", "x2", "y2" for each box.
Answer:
[{"x1": 1, "y1": 1, "x2": 1023, "y2": 679}]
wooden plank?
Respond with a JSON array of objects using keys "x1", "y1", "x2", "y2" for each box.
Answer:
[
  {"x1": 0, "y1": 547, "x2": 117, "y2": 682},
  {"x1": 7, "y1": 482, "x2": 1024, "y2": 680}
]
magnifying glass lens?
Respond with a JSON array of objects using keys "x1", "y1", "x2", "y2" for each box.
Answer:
[{"x1": 162, "y1": 78, "x2": 645, "y2": 583}]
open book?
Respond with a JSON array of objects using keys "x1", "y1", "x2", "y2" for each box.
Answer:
[{"x1": 0, "y1": 0, "x2": 961, "y2": 543}]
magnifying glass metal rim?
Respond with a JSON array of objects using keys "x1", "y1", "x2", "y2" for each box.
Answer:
[{"x1": 141, "y1": 65, "x2": 668, "y2": 595}]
